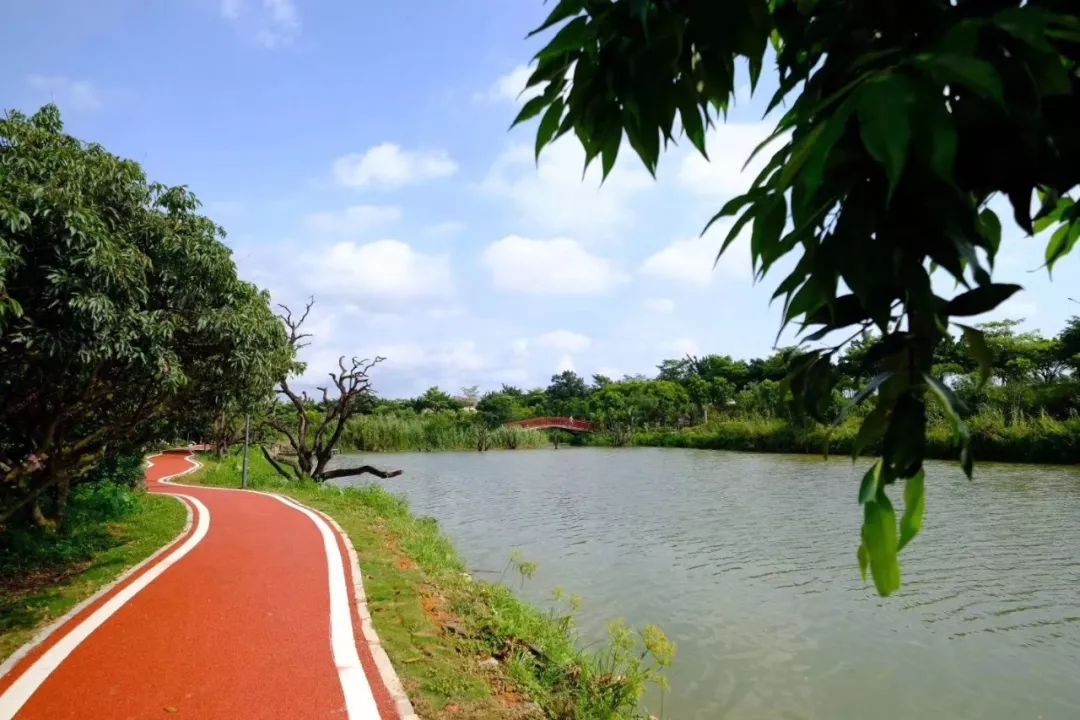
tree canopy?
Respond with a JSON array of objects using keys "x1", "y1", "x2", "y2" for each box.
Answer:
[
  {"x1": 0, "y1": 105, "x2": 291, "y2": 528},
  {"x1": 520, "y1": 0, "x2": 1080, "y2": 595}
]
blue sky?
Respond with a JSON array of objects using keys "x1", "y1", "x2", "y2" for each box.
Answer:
[{"x1": 3, "y1": 1, "x2": 1078, "y2": 397}]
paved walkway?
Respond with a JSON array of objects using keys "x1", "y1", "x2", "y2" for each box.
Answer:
[{"x1": 0, "y1": 450, "x2": 410, "y2": 719}]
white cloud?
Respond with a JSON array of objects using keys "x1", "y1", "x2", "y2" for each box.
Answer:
[
  {"x1": 640, "y1": 224, "x2": 751, "y2": 286},
  {"x1": 307, "y1": 239, "x2": 454, "y2": 303},
  {"x1": 664, "y1": 337, "x2": 701, "y2": 357},
  {"x1": 482, "y1": 139, "x2": 651, "y2": 240},
  {"x1": 643, "y1": 297, "x2": 675, "y2": 314},
  {"x1": 596, "y1": 366, "x2": 623, "y2": 380},
  {"x1": 305, "y1": 205, "x2": 401, "y2": 235},
  {"x1": 514, "y1": 330, "x2": 592, "y2": 355},
  {"x1": 220, "y1": 0, "x2": 300, "y2": 48},
  {"x1": 477, "y1": 64, "x2": 540, "y2": 105},
  {"x1": 678, "y1": 123, "x2": 777, "y2": 201},
  {"x1": 371, "y1": 341, "x2": 490, "y2": 373},
  {"x1": 333, "y1": 143, "x2": 457, "y2": 189},
  {"x1": 482, "y1": 235, "x2": 628, "y2": 295},
  {"x1": 26, "y1": 75, "x2": 103, "y2": 111},
  {"x1": 556, "y1": 354, "x2": 576, "y2": 373}
]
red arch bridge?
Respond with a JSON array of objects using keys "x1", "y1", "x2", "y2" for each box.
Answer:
[{"x1": 504, "y1": 416, "x2": 595, "y2": 433}]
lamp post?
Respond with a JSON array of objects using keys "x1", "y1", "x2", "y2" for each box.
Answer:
[{"x1": 241, "y1": 412, "x2": 251, "y2": 489}]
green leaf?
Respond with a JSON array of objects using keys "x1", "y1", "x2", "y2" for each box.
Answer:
[
  {"x1": 918, "y1": 54, "x2": 1004, "y2": 104},
  {"x1": 978, "y1": 209, "x2": 1002, "y2": 258},
  {"x1": 859, "y1": 460, "x2": 883, "y2": 505},
  {"x1": 714, "y1": 204, "x2": 757, "y2": 260},
  {"x1": 923, "y1": 373, "x2": 967, "y2": 424},
  {"x1": 678, "y1": 95, "x2": 707, "y2": 157},
  {"x1": 898, "y1": 470, "x2": 925, "y2": 551},
  {"x1": 857, "y1": 75, "x2": 912, "y2": 195},
  {"x1": 797, "y1": 107, "x2": 850, "y2": 200},
  {"x1": 857, "y1": 542, "x2": 870, "y2": 583},
  {"x1": 958, "y1": 324, "x2": 992, "y2": 389},
  {"x1": 927, "y1": 111, "x2": 957, "y2": 181},
  {"x1": 600, "y1": 123, "x2": 621, "y2": 181},
  {"x1": 1046, "y1": 222, "x2": 1080, "y2": 272},
  {"x1": 751, "y1": 194, "x2": 786, "y2": 267},
  {"x1": 862, "y1": 488, "x2": 900, "y2": 596},
  {"x1": 511, "y1": 94, "x2": 551, "y2": 128},
  {"x1": 945, "y1": 283, "x2": 1022, "y2": 316},
  {"x1": 853, "y1": 372, "x2": 893, "y2": 408},
  {"x1": 534, "y1": 16, "x2": 591, "y2": 59},
  {"x1": 854, "y1": 403, "x2": 889, "y2": 457},
  {"x1": 527, "y1": 0, "x2": 585, "y2": 38},
  {"x1": 535, "y1": 98, "x2": 565, "y2": 160},
  {"x1": 995, "y1": 7, "x2": 1053, "y2": 52}
]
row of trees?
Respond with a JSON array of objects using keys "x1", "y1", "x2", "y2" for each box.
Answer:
[
  {"x1": 372, "y1": 315, "x2": 1079, "y2": 444},
  {"x1": 0, "y1": 106, "x2": 294, "y2": 530}
]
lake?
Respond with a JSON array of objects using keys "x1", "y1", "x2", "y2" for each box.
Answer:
[{"x1": 333, "y1": 448, "x2": 1080, "y2": 719}]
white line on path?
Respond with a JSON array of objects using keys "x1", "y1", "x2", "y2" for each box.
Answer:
[
  {"x1": 266, "y1": 493, "x2": 381, "y2": 719},
  {"x1": 0, "y1": 494, "x2": 210, "y2": 720}
]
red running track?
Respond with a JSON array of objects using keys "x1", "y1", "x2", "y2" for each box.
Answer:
[{"x1": 0, "y1": 450, "x2": 403, "y2": 719}]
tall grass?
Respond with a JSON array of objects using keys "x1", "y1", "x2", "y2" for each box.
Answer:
[
  {"x1": 341, "y1": 412, "x2": 548, "y2": 452},
  {"x1": 603, "y1": 410, "x2": 1079, "y2": 464}
]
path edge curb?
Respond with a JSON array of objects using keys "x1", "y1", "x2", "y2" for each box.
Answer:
[
  {"x1": 278, "y1": 496, "x2": 420, "y2": 720},
  {"x1": 0, "y1": 451, "x2": 197, "y2": 683}
]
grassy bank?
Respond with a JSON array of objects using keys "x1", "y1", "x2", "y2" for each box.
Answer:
[
  {"x1": 596, "y1": 411, "x2": 1080, "y2": 464},
  {"x1": 0, "y1": 483, "x2": 187, "y2": 661},
  {"x1": 341, "y1": 413, "x2": 549, "y2": 453},
  {"x1": 189, "y1": 451, "x2": 673, "y2": 719}
]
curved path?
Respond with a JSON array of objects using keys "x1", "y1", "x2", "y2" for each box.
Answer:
[{"x1": 0, "y1": 450, "x2": 410, "y2": 719}]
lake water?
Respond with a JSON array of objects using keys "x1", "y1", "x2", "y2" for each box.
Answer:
[{"x1": 333, "y1": 448, "x2": 1080, "y2": 719}]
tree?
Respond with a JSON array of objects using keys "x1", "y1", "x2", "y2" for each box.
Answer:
[
  {"x1": 522, "y1": 1, "x2": 1080, "y2": 595},
  {"x1": 264, "y1": 299, "x2": 399, "y2": 482},
  {"x1": 1060, "y1": 316, "x2": 1080, "y2": 373},
  {"x1": 0, "y1": 105, "x2": 291, "y2": 529},
  {"x1": 413, "y1": 386, "x2": 461, "y2": 413},
  {"x1": 546, "y1": 370, "x2": 589, "y2": 415},
  {"x1": 460, "y1": 385, "x2": 480, "y2": 407},
  {"x1": 477, "y1": 391, "x2": 520, "y2": 428}
]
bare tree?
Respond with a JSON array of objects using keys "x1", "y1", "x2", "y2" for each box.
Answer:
[{"x1": 263, "y1": 299, "x2": 401, "y2": 481}]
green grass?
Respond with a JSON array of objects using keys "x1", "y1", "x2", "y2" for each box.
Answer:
[
  {"x1": 0, "y1": 487, "x2": 187, "y2": 662},
  {"x1": 190, "y1": 451, "x2": 673, "y2": 719},
  {"x1": 605, "y1": 411, "x2": 1080, "y2": 464},
  {"x1": 341, "y1": 413, "x2": 549, "y2": 453}
]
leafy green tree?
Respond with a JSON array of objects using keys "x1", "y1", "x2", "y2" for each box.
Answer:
[
  {"x1": 546, "y1": 370, "x2": 590, "y2": 415},
  {"x1": 412, "y1": 386, "x2": 462, "y2": 413},
  {"x1": 979, "y1": 320, "x2": 1066, "y2": 384},
  {"x1": 591, "y1": 373, "x2": 614, "y2": 389},
  {"x1": 0, "y1": 105, "x2": 291, "y2": 528},
  {"x1": 1060, "y1": 316, "x2": 1080, "y2": 373},
  {"x1": 521, "y1": 0, "x2": 1080, "y2": 594},
  {"x1": 477, "y1": 391, "x2": 522, "y2": 428}
]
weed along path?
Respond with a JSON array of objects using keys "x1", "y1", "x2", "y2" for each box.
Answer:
[{"x1": 0, "y1": 450, "x2": 410, "y2": 720}]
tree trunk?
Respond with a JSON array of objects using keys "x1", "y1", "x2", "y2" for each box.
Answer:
[
  {"x1": 318, "y1": 465, "x2": 402, "y2": 480},
  {"x1": 54, "y1": 475, "x2": 71, "y2": 527},
  {"x1": 29, "y1": 495, "x2": 56, "y2": 532}
]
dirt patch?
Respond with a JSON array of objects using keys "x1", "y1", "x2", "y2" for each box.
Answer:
[{"x1": 0, "y1": 560, "x2": 91, "y2": 598}]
